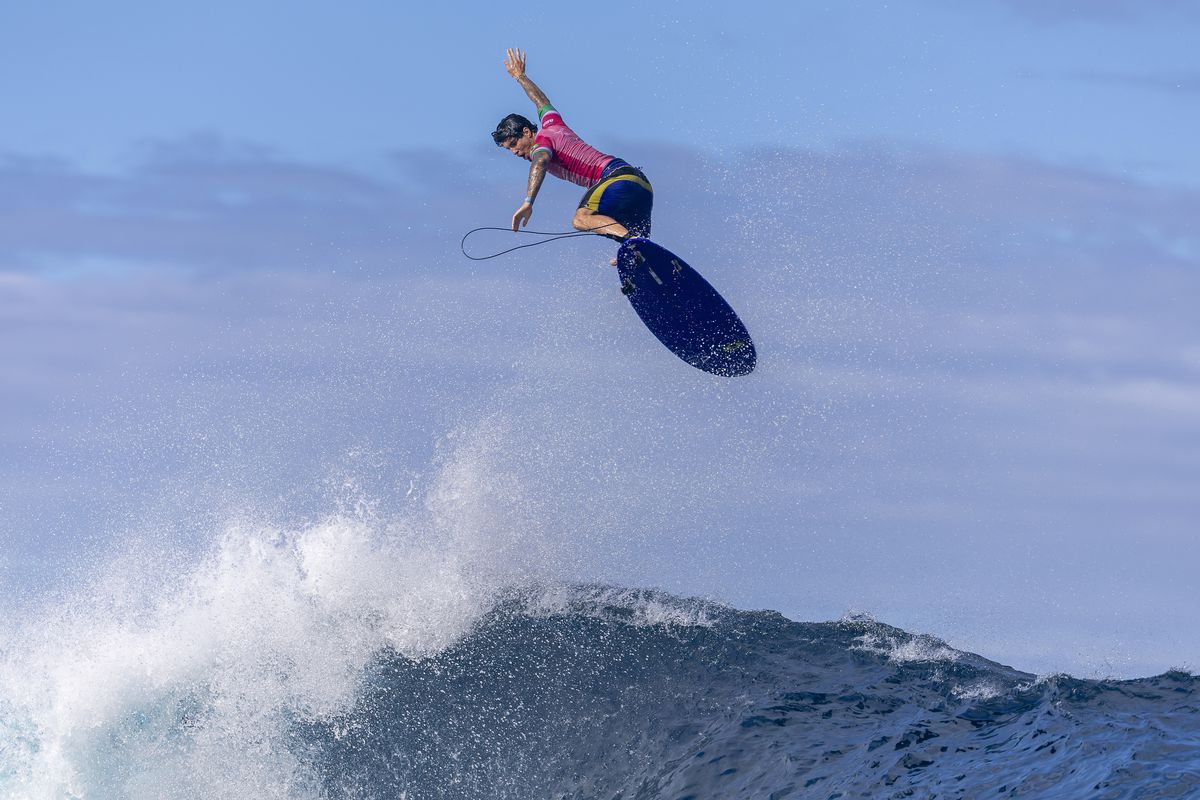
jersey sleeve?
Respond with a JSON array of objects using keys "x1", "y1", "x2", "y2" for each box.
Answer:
[
  {"x1": 531, "y1": 135, "x2": 554, "y2": 160},
  {"x1": 532, "y1": 105, "x2": 560, "y2": 160}
]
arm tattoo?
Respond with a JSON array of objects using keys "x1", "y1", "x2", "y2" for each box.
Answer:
[
  {"x1": 526, "y1": 155, "x2": 548, "y2": 200},
  {"x1": 517, "y1": 75, "x2": 551, "y2": 110}
]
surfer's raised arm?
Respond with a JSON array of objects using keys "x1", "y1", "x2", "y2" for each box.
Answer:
[{"x1": 503, "y1": 48, "x2": 551, "y2": 112}]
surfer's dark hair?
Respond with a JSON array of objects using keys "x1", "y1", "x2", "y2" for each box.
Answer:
[{"x1": 492, "y1": 114, "x2": 537, "y2": 145}]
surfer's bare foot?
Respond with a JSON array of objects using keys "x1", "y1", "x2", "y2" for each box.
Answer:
[{"x1": 610, "y1": 258, "x2": 618, "y2": 267}]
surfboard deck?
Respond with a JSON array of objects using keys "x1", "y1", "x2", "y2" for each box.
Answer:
[{"x1": 615, "y1": 238, "x2": 755, "y2": 377}]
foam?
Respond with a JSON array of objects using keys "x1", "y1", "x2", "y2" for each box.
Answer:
[
  {"x1": 0, "y1": 418, "x2": 552, "y2": 799},
  {"x1": 850, "y1": 628, "x2": 963, "y2": 664},
  {"x1": 522, "y1": 584, "x2": 720, "y2": 629}
]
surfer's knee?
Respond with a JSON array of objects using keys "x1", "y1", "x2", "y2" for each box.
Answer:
[{"x1": 572, "y1": 207, "x2": 594, "y2": 231}]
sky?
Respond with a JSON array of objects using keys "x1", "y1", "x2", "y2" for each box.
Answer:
[{"x1": 1, "y1": 0, "x2": 1198, "y2": 678}]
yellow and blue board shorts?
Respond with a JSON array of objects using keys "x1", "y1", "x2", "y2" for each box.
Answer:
[{"x1": 579, "y1": 158, "x2": 653, "y2": 237}]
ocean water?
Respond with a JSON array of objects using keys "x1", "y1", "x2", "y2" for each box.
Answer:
[{"x1": 2, "y1": 508, "x2": 1197, "y2": 799}]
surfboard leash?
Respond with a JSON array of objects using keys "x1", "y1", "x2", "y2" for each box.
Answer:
[{"x1": 459, "y1": 222, "x2": 624, "y2": 261}]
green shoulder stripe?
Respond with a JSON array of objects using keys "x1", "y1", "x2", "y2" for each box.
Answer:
[{"x1": 538, "y1": 103, "x2": 556, "y2": 120}]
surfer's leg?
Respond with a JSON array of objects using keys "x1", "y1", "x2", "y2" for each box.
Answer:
[
  {"x1": 578, "y1": 169, "x2": 653, "y2": 242},
  {"x1": 573, "y1": 207, "x2": 628, "y2": 239}
]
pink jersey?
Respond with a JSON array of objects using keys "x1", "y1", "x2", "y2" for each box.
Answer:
[{"x1": 531, "y1": 105, "x2": 614, "y2": 188}]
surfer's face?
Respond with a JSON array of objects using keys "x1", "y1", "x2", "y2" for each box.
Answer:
[{"x1": 504, "y1": 128, "x2": 536, "y2": 159}]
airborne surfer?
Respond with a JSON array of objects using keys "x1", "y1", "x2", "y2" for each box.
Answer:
[
  {"x1": 493, "y1": 48, "x2": 653, "y2": 244},
  {"x1": 485, "y1": 49, "x2": 754, "y2": 376}
]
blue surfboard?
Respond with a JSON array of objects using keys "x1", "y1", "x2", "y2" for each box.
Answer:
[{"x1": 615, "y1": 238, "x2": 755, "y2": 377}]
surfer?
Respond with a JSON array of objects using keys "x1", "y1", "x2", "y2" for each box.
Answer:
[{"x1": 493, "y1": 48, "x2": 653, "y2": 244}]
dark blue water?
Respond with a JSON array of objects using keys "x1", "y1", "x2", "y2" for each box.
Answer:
[
  {"x1": 3, "y1": 577, "x2": 1197, "y2": 799},
  {"x1": 303, "y1": 587, "x2": 1199, "y2": 800}
]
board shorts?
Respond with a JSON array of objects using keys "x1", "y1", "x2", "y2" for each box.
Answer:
[{"x1": 579, "y1": 158, "x2": 653, "y2": 237}]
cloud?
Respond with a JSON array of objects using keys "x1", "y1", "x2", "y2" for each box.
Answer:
[
  {"x1": 5, "y1": 133, "x2": 1197, "y2": 287},
  {"x1": 0, "y1": 135, "x2": 502, "y2": 278}
]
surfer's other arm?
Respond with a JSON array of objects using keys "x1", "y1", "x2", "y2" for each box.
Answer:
[
  {"x1": 512, "y1": 149, "x2": 550, "y2": 230},
  {"x1": 504, "y1": 48, "x2": 551, "y2": 111}
]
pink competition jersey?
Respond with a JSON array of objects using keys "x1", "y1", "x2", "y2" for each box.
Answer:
[{"x1": 531, "y1": 105, "x2": 613, "y2": 188}]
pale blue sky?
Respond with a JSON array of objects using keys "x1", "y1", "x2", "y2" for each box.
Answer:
[
  {"x1": 1, "y1": 1, "x2": 1198, "y2": 678},
  {"x1": 3, "y1": 1, "x2": 1198, "y2": 182}
]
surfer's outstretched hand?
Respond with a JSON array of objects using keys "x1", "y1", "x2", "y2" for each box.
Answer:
[
  {"x1": 511, "y1": 201, "x2": 533, "y2": 231},
  {"x1": 504, "y1": 48, "x2": 526, "y2": 79}
]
